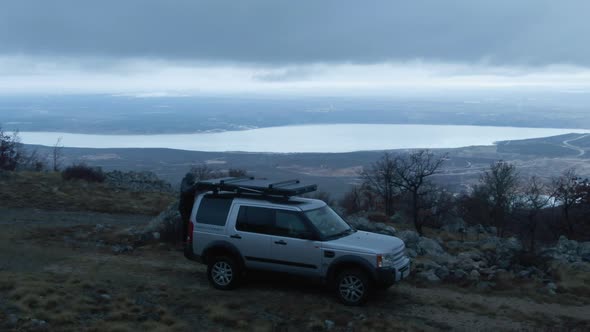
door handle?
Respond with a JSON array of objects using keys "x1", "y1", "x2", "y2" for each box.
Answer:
[
  {"x1": 274, "y1": 240, "x2": 287, "y2": 245},
  {"x1": 230, "y1": 234, "x2": 242, "y2": 239}
]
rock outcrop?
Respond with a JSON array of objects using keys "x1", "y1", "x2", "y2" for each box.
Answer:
[
  {"x1": 105, "y1": 170, "x2": 173, "y2": 193},
  {"x1": 143, "y1": 202, "x2": 183, "y2": 242},
  {"x1": 540, "y1": 236, "x2": 590, "y2": 264}
]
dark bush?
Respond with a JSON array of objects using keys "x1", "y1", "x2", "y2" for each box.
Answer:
[
  {"x1": 367, "y1": 213, "x2": 389, "y2": 223},
  {"x1": 0, "y1": 127, "x2": 22, "y2": 171},
  {"x1": 62, "y1": 164, "x2": 106, "y2": 182}
]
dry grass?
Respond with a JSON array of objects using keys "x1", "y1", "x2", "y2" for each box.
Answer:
[
  {"x1": 0, "y1": 171, "x2": 174, "y2": 215},
  {"x1": 0, "y1": 271, "x2": 189, "y2": 332},
  {"x1": 551, "y1": 261, "x2": 590, "y2": 298}
]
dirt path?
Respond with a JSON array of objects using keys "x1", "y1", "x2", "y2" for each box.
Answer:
[{"x1": 1, "y1": 208, "x2": 589, "y2": 331}]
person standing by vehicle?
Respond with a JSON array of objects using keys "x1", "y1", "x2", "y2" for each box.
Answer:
[{"x1": 178, "y1": 172, "x2": 196, "y2": 243}]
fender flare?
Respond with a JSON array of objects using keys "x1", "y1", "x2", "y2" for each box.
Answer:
[
  {"x1": 201, "y1": 240, "x2": 245, "y2": 267},
  {"x1": 326, "y1": 255, "x2": 377, "y2": 283}
]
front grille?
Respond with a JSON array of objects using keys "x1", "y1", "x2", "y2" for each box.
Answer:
[{"x1": 391, "y1": 245, "x2": 406, "y2": 264}]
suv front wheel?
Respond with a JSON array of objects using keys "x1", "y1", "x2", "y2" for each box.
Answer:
[
  {"x1": 207, "y1": 256, "x2": 240, "y2": 290},
  {"x1": 335, "y1": 269, "x2": 370, "y2": 306}
]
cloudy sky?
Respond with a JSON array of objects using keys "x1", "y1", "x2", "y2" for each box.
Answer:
[{"x1": 1, "y1": 0, "x2": 590, "y2": 95}]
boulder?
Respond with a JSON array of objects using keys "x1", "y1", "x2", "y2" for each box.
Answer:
[
  {"x1": 557, "y1": 235, "x2": 578, "y2": 253},
  {"x1": 324, "y1": 320, "x2": 335, "y2": 331},
  {"x1": 468, "y1": 270, "x2": 481, "y2": 281},
  {"x1": 451, "y1": 269, "x2": 468, "y2": 281},
  {"x1": 111, "y1": 244, "x2": 134, "y2": 254},
  {"x1": 416, "y1": 237, "x2": 445, "y2": 256},
  {"x1": 416, "y1": 270, "x2": 441, "y2": 283},
  {"x1": 430, "y1": 253, "x2": 456, "y2": 267},
  {"x1": 406, "y1": 249, "x2": 418, "y2": 258},
  {"x1": 477, "y1": 236, "x2": 522, "y2": 269},
  {"x1": 540, "y1": 236, "x2": 590, "y2": 264},
  {"x1": 456, "y1": 257, "x2": 477, "y2": 272},
  {"x1": 414, "y1": 259, "x2": 441, "y2": 272},
  {"x1": 577, "y1": 242, "x2": 590, "y2": 262},
  {"x1": 347, "y1": 216, "x2": 397, "y2": 236},
  {"x1": 440, "y1": 218, "x2": 466, "y2": 233},
  {"x1": 487, "y1": 226, "x2": 498, "y2": 235},
  {"x1": 144, "y1": 202, "x2": 183, "y2": 242},
  {"x1": 476, "y1": 281, "x2": 494, "y2": 291},
  {"x1": 545, "y1": 282, "x2": 557, "y2": 295},
  {"x1": 397, "y1": 230, "x2": 420, "y2": 249},
  {"x1": 435, "y1": 266, "x2": 450, "y2": 280}
]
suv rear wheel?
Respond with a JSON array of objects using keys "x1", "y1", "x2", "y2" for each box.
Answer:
[
  {"x1": 207, "y1": 256, "x2": 240, "y2": 290},
  {"x1": 335, "y1": 269, "x2": 370, "y2": 306}
]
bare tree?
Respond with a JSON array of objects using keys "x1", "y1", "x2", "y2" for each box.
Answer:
[
  {"x1": 521, "y1": 176, "x2": 551, "y2": 251},
  {"x1": 20, "y1": 147, "x2": 47, "y2": 171},
  {"x1": 389, "y1": 150, "x2": 447, "y2": 235},
  {"x1": 340, "y1": 185, "x2": 365, "y2": 215},
  {"x1": 478, "y1": 160, "x2": 519, "y2": 237},
  {"x1": 52, "y1": 137, "x2": 64, "y2": 172},
  {"x1": 419, "y1": 184, "x2": 457, "y2": 229},
  {"x1": 551, "y1": 168, "x2": 585, "y2": 237},
  {"x1": 361, "y1": 152, "x2": 399, "y2": 217},
  {"x1": 361, "y1": 150, "x2": 447, "y2": 234},
  {"x1": 308, "y1": 191, "x2": 335, "y2": 206}
]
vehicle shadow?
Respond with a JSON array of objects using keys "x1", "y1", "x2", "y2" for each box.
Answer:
[
  {"x1": 237, "y1": 270, "x2": 407, "y2": 307},
  {"x1": 241, "y1": 270, "x2": 328, "y2": 295}
]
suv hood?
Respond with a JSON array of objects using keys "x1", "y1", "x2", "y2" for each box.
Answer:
[{"x1": 323, "y1": 231, "x2": 405, "y2": 254}]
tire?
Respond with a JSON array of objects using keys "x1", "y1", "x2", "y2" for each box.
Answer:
[
  {"x1": 335, "y1": 269, "x2": 371, "y2": 306},
  {"x1": 207, "y1": 256, "x2": 240, "y2": 290}
]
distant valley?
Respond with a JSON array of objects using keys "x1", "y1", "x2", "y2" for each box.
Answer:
[{"x1": 25, "y1": 133, "x2": 590, "y2": 198}]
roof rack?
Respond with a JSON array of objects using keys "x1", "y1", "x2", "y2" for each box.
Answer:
[{"x1": 195, "y1": 177, "x2": 317, "y2": 197}]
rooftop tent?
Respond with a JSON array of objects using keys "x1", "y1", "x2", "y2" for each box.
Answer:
[{"x1": 194, "y1": 177, "x2": 317, "y2": 197}]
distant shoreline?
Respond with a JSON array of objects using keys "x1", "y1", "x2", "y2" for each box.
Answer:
[{"x1": 14, "y1": 124, "x2": 590, "y2": 153}]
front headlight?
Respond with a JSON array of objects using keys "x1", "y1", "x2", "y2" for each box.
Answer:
[
  {"x1": 382, "y1": 253, "x2": 396, "y2": 267},
  {"x1": 377, "y1": 253, "x2": 395, "y2": 267}
]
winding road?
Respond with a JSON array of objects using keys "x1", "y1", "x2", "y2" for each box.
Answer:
[{"x1": 562, "y1": 134, "x2": 589, "y2": 157}]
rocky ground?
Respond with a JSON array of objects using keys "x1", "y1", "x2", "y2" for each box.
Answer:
[
  {"x1": 1, "y1": 207, "x2": 589, "y2": 331},
  {"x1": 348, "y1": 215, "x2": 590, "y2": 298}
]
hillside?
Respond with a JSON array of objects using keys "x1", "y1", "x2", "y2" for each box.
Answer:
[
  {"x1": 1, "y1": 172, "x2": 589, "y2": 331},
  {"x1": 0, "y1": 171, "x2": 174, "y2": 215}
]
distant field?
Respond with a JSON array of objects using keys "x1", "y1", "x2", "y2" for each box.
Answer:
[
  {"x1": 497, "y1": 133, "x2": 590, "y2": 157},
  {"x1": 2, "y1": 93, "x2": 590, "y2": 134}
]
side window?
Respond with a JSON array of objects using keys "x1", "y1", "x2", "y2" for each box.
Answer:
[
  {"x1": 236, "y1": 206, "x2": 275, "y2": 234},
  {"x1": 195, "y1": 196, "x2": 233, "y2": 226},
  {"x1": 275, "y1": 210, "x2": 309, "y2": 239}
]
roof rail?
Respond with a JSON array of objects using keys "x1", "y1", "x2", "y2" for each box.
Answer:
[{"x1": 195, "y1": 177, "x2": 317, "y2": 197}]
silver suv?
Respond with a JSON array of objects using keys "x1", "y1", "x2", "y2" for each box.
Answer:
[{"x1": 184, "y1": 178, "x2": 411, "y2": 305}]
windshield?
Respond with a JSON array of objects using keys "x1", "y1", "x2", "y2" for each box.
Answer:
[{"x1": 304, "y1": 206, "x2": 352, "y2": 239}]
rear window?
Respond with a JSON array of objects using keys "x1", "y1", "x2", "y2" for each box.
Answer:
[{"x1": 196, "y1": 196, "x2": 233, "y2": 226}]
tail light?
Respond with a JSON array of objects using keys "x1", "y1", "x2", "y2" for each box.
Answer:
[{"x1": 186, "y1": 221, "x2": 194, "y2": 244}]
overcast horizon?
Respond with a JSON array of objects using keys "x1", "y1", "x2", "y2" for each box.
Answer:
[{"x1": 2, "y1": 1, "x2": 590, "y2": 96}]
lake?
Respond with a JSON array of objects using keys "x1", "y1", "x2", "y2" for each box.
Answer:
[{"x1": 17, "y1": 124, "x2": 590, "y2": 153}]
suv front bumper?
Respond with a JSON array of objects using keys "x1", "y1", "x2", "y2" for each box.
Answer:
[{"x1": 375, "y1": 258, "x2": 411, "y2": 287}]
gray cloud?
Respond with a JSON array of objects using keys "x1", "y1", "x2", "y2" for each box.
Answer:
[{"x1": 1, "y1": 0, "x2": 589, "y2": 66}]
